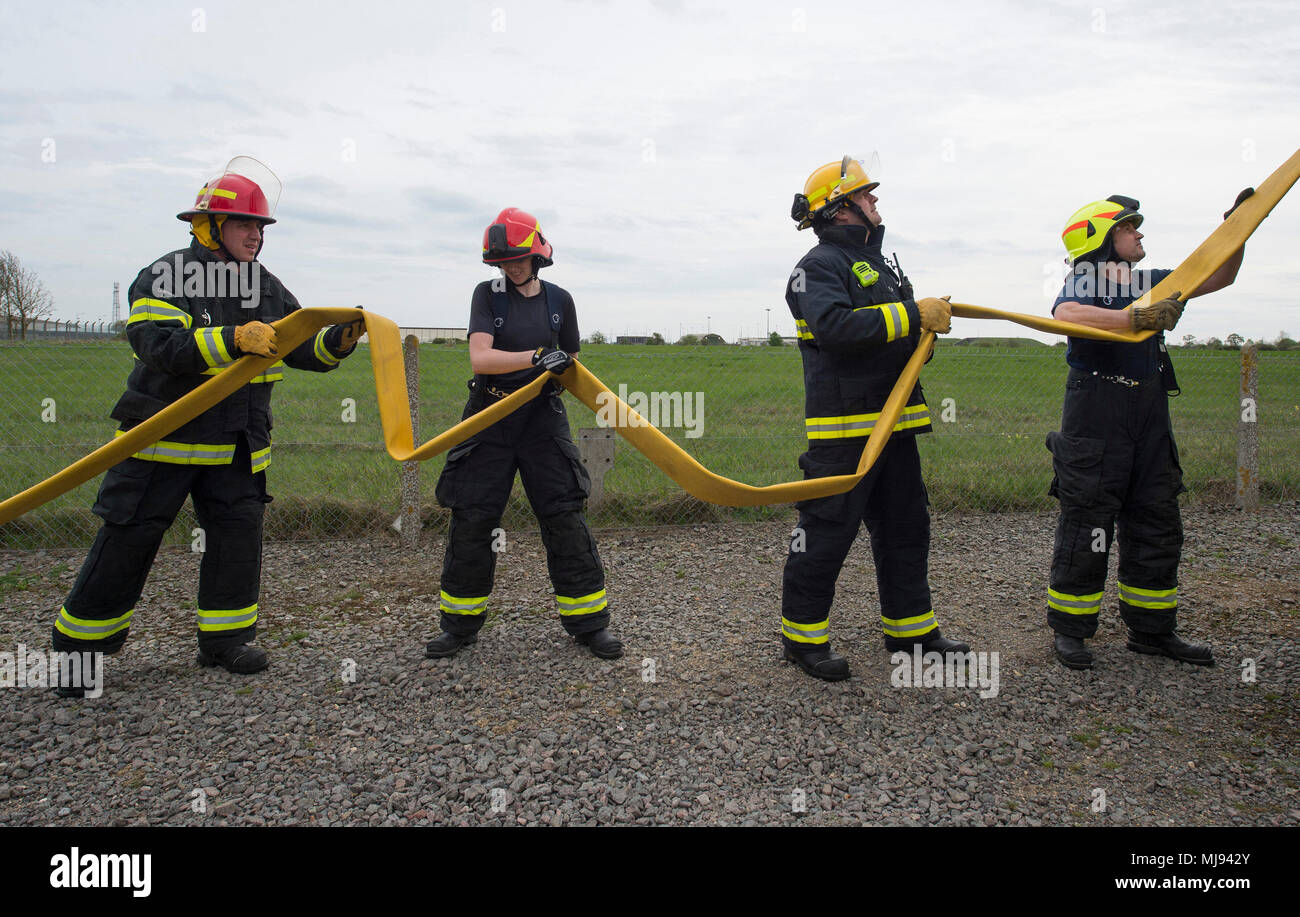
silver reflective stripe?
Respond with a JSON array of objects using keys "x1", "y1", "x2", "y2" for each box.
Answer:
[
  {"x1": 198, "y1": 609, "x2": 258, "y2": 627},
  {"x1": 1050, "y1": 596, "x2": 1099, "y2": 610},
  {"x1": 135, "y1": 443, "x2": 236, "y2": 462},
  {"x1": 783, "y1": 623, "x2": 827, "y2": 639},
  {"x1": 57, "y1": 609, "x2": 131, "y2": 634},
  {"x1": 557, "y1": 596, "x2": 606, "y2": 612},
  {"x1": 882, "y1": 613, "x2": 936, "y2": 636}
]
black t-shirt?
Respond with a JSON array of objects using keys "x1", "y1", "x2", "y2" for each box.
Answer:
[
  {"x1": 1052, "y1": 267, "x2": 1172, "y2": 379},
  {"x1": 467, "y1": 279, "x2": 582, "y2": 389}
]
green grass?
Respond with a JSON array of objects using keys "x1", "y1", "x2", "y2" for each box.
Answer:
[{"x1": 1, "y1": 339, "x2": 1297, "y2": 546}]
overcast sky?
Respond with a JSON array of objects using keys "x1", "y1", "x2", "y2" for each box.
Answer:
[{"x1": 2, "y1": 0, "x2": 1298, "y2": 344}]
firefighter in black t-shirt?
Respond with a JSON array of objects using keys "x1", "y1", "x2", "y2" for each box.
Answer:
[{"x1": 425, "y1": 208, "x2": 622, "y2": 660}]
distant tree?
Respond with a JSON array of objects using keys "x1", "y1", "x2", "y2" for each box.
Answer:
[
  {"x1": 1205, "y1": 336, "x2": 1223, "y2": 349},
  {"x1": 647, "y1": 332, "x2": 665, "y2": 345},
  {"x1": 700, "y1": 333, "x2": 726, "y2": 346},
  {"x1": 1276, "y1": 336, "x2": 1297, "y2": 351},
  {"x1": 588, "y1": 330, "x2": 607, "y2": 344},
  {"x1": 0, "y1": 250, "x2": 55, "y2": 341},
  {"x1": 1225, "y1": 333, "x2": 1244, "y2": 349},
  {"x1": 676, "y1": 334, "x2": 700, "y2": 345},
  {"x1": 1181, "y1": 334, "x2": 1197, "y2": 348},
  {"x1": 768, "y1": 331, "x2": 784, "y2": 346}
]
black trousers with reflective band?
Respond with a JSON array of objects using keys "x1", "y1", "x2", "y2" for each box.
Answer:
[
  {"x1": 53, "y1": 436, "x2": 268, "y2": 656},
  {"x1": 1047, "y1": 370, "x2": 1185, "y2": 639},
  {"x1": 781, "y1": 436, "x2": 941, "y2": 652},
  {"x1": 435, "y1": 391, "x2": 607, "y2": 637}
]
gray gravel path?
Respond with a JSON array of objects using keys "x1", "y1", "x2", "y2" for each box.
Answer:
[{"x1": 2, "y1": 505, "x2": 1297, "y2": 826}]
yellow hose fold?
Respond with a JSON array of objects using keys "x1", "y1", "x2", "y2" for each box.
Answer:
[{"x1": 2, "y1": 148, "x2": 1295, "y2": 525}]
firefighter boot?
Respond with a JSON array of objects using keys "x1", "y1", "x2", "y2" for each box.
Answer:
[
  {"x1": 1126, "y1": 630, "x2": 1214, "y2": 666},
  {"x1": 198, "y1": 644, "x2": 269, "y2": 674},
  {"x1": 783, "y1": 645, "x2": 850, "y2": 681},
  {"x1": 51, "y1": 651, "x2": 98, "y2": 699},
  {"x1": 1054, "y1": 633, "x2": 1094, "y2": 670},
  {"x1": 574, "y1": 628, "x2": 623, "y2": 659},
  {"x1": 424, "y1": 631, "x2": 478, "y2": 659}
]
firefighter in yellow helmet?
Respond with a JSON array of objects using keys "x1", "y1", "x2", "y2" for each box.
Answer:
[
  {"x1": 49, "y1": 157, "x2": 363, "y2": 696},
  {"x1": 1045, "y1": 189, "x2": 1251, "y2": 670},
  {"x1": 779, "y1": 155, "x2": 969, "y2": 681}
]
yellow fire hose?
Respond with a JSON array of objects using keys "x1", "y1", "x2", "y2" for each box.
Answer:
[{"x1": 2, "y1": 148, "x2": 1296, "y2": 523}]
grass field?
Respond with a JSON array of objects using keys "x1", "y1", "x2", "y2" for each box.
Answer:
[{"x1": 1, "y1": 338, "x2": 1297, "y2": 548}]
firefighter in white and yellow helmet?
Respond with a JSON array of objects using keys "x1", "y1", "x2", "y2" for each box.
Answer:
[{"x1": 1045, "y1": 189, "x2": 1251, "y2": 670}]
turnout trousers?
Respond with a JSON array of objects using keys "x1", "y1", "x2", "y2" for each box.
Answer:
[
  {"x1": 52, "y1": 435, "x2": 269, "y2": 656},
  {"x1": 434, "y1": 388, "x2": 608, "y2": 637},
  {"x1": 1046, "y1": 369, "x2": 1186, "y2": 638},
  {"x1": 781, "y1": 436, "x2": 946, "y2": 652}
]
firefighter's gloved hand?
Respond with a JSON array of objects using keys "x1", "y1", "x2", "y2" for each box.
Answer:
[
  {"x1": 917, "y1": 296, "x2": 952, "y2": 334},
  {"x1": 336, "y1": 320, "x2": 363, "y2": 353},
  {"x1": 532, "y1": 347, "x2": 572, "y2": 375},
  {"x1": 1129, "y1": 293, "x2": 1184, "y2": 332},
  {"x1": 1224, "y1": 187, "x2": 1255, "y2": 220},
  {"x1": 234, "y1": 321, "x2": 278, "y2": 357}
]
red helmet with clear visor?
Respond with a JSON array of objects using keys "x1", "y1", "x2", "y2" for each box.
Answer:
[
  {"x1": 482, "y1": 208, "x2": 553, "y2": 266},
  {"x1": 177, "y1": 156, "x2": 282, "y2": 225}
]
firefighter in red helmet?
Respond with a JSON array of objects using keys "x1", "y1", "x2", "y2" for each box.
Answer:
[
  {"x1": 50, "y1": 157, "x2": 362, "y2": 696},
  {"x1": 425, "y1": 208, "x2": 623, "y2": 661}
]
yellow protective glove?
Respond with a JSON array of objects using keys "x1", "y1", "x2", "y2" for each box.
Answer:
[
  {"x1": 917, "y1": 296, "x2": 952, "y2": 334},
  {"x1": 336, "y1": 320, "x2": 363, "y2": 352},
  {"x1": 233, "y1": 321, "x2": 279, "y2": 357},
  {"x1": 1129, "y1": 293, "x2": 1184, "y2": 332}
]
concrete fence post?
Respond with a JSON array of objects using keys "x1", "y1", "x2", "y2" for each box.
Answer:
[
  {"x1": 1236, "y1": 344, "x2": 1259, "y2": 512},
  {"x1": 399, "y1": 334, "x2": 422, "y2": 543},
  {"x1": 578, "y1": 428, "x2": 615, "y2": 511}
]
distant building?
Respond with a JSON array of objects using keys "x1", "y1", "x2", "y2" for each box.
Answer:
[{"x1": 616, "y1": 335, "x2": 651, "y2": 345}]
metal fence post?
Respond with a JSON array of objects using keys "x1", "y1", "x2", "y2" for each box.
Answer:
[
  {"x1": 398, "y1": 334, "x2": 421, "y2": 543},
  {"x1": 1236, "y1": 343, "x2": 1259, "y2": 512}
]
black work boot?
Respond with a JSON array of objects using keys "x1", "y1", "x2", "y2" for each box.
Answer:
[
  {"x1": 198, "y1": 644, "x2": 269, "y2": 674},
  {"x1": 1054, "y1": 633, "x2": 1094, "y2": 670},
  {"x1": 424, "y1": 632, "x2": 477, "y2": 659},
  {"x1": 1126, "y1": 630, "x2": 1215, "y2": 666},
  {"x1": 783, "y1": 644, "x2": 850, "y2": 681},
  {"x1": 574, "y1": 628, "x2": 623, "y2": 660},
  {"x1": 886, "y1": 633, "x2": 971, "y2": 658},
  {"x1": 50, "y1": 650, "x2": 99, "y2": 698}
]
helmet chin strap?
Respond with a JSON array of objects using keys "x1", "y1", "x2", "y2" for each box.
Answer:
[
  {"x1": 504, "y1": 257, "x2": 540, "y2": 290},
  {"x1": 844, "y1": 199, "x2": 873, "y2": 227}
]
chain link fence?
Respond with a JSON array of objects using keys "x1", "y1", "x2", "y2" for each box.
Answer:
[{"x1": 2, "y1": 335, "x2": 1297, "y2": 549}]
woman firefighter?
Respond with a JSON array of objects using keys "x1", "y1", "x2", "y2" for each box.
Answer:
[{"x1": 424, "y1": 208, "x2": 623, "y2": 661}]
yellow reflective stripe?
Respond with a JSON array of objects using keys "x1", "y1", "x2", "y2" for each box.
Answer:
[
  {"x1": 194, "y1": 326, "x2": 235, "y2": 369},
  {"x1": 314, "y1": 328, "x2": 340, "y2": 366},
  {"x1": 440, "y1": 590, "x2": 489, "y2": 615},
  {"x1": 781, "y1": 617, "x2": 829, "y2": 644},
  {"x1": 851, "y1": 302, "x2": 910, "y2": 341},
  {"x1": 250, "y1": 447, "x2": 271, "y2": 474},
  {"x1": 128, "y1": 298, "x2": 192, "y2": 328},
  {"x1": 881, "y1": 610, "x2": 937, "y2": 638},
  {"x1": 54, "y1": 606, "x2": 133, "y2": 640},
  {"x1": 1118, "y1": 582, "x2": 1178, "y2": 609},
  {"x1": 1047, "y1": 587, "x2": 1103, "y2": 615},
  {"x1": 113, "y1": 430, "x2": 236, "y2": 465},
  {"x1": 556, "y1": 589, "x2": 608, "y2": 615},
  {"x1": 197, "y1": 603, "x2": 258, "y2": 632},
  {"x1": 209, "y1": 187, "x2": 238, "y2": 199},
  {"x1": 805, "y1": 403, "x2": 930, "y2": 439},
  {"x1": 795, "y1": 318, "x2": 814, "y2": 340},
  {"x1": 201, "y1": 360, "x2": 284, "y2": 382}
]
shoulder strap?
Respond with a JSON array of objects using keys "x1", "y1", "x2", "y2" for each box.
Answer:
[{"x1": 488, "y1": 281, "x2": 563, "y2": 346}]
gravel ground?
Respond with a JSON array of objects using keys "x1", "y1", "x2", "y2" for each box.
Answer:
[{"x1": 1, "y1": 504, "x2": 1297, "y2": 826}]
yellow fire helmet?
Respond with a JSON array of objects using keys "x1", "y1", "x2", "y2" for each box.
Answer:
[
  {"x1": 791, "y1": 155, "x2": 880, "y2": 231},
  {"x1": 1061, "y1": 195, "x2": 1143, "y2": 262}
]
